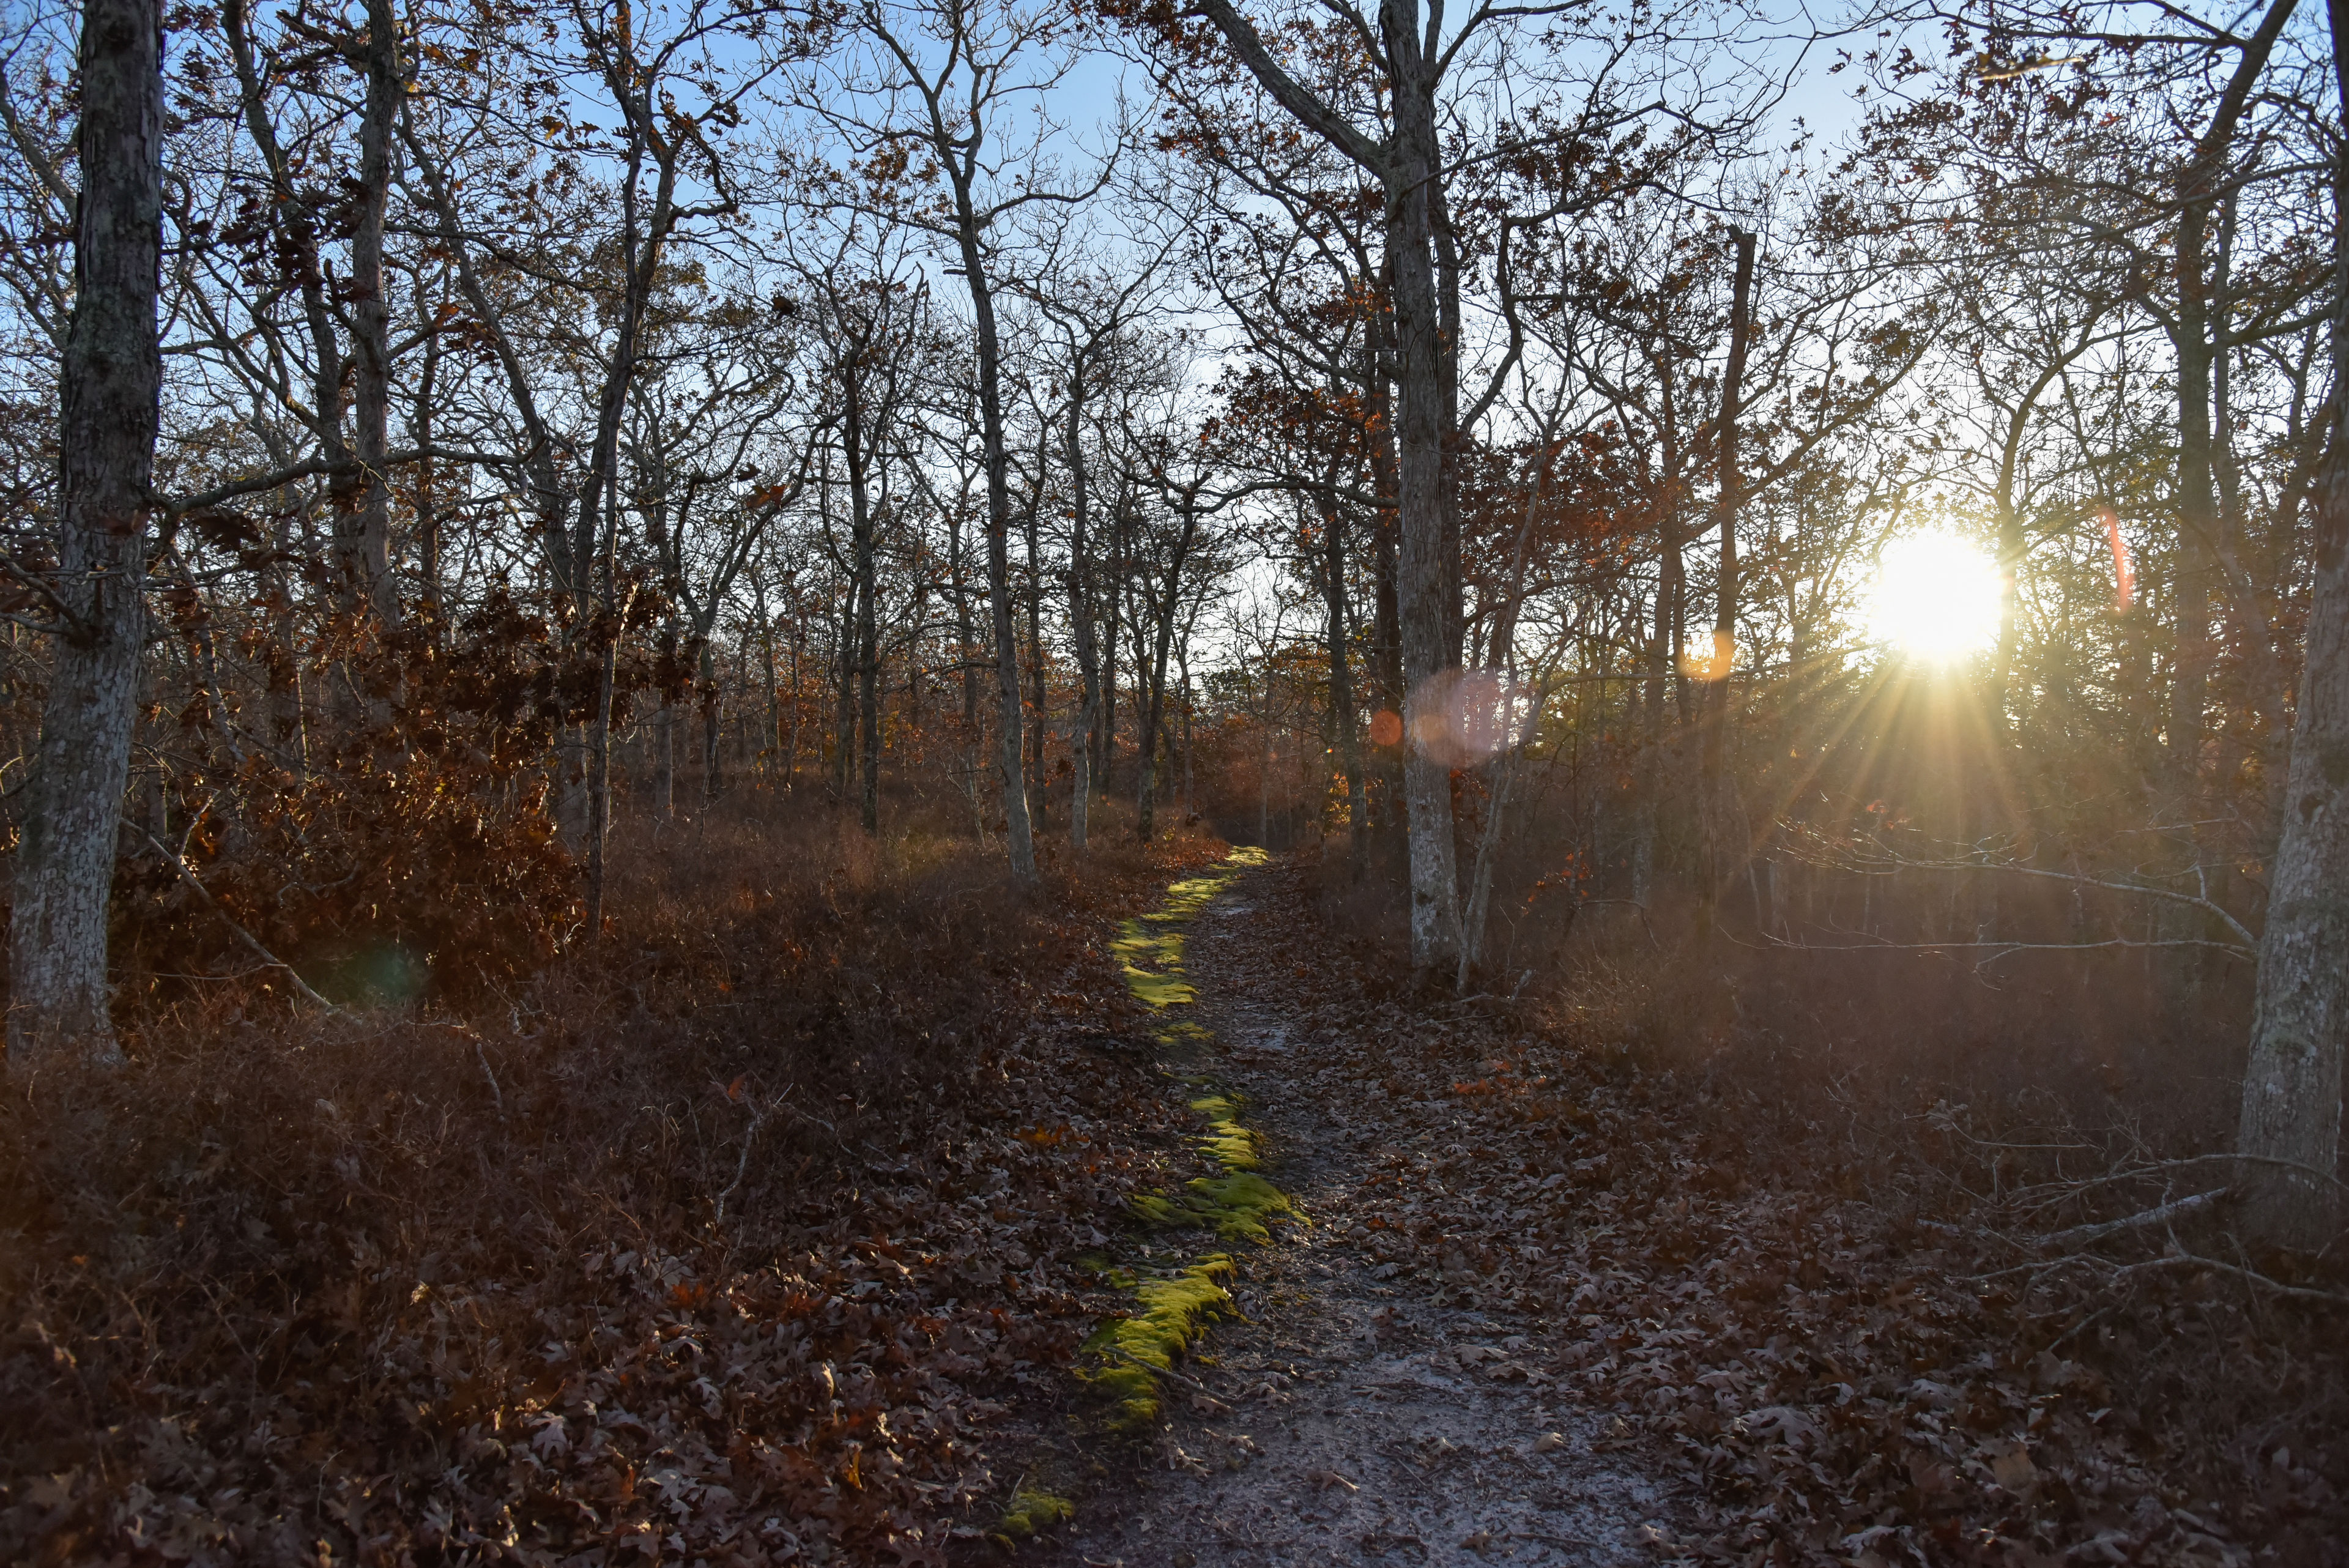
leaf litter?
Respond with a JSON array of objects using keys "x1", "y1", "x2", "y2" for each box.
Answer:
[
  {"x1": 13, "y1": 838, "x2": 2342, "y2": 1566},
  {"x1": 1014, "y1": 854, "x2": 2348, "y2": 1568}
]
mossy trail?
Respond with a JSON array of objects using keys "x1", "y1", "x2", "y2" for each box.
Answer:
[
  {"x1": 1042, "y1": 853, "x2": 1673, "y2": 1568},
  {"x1": 1075, "y1": 847, "x2": 1296, "y2": 1432}
]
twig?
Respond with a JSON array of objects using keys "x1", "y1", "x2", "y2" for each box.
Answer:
[
  {"x1": 1747, "y1": 931, "x2": 2253, "y2": 967},
  {"x1": 473, "y1": 1037, "x2": 505, "y2": 1117},
  {"x1": 2112, "y1": 1251, "x2": 2349, "y2": 1307},
  {"x1": 133, "y1": 823, "x2": 341, "y2": 1013},
  {"x1": 0, "y1": 551, "x2": 95, "y2": 640},
  {"x1": 713, "y1": 1083, "x2": 792, "y2": 1227},
  {"x1": 2043, "y1": 1305, "x2": 2110, "y2": 1354},
  {"x1": 2012, "y1": 1153, "x2": 2349, "y2": 1210},
  {"x1": 2037, "y1": 1188, "x2": 2229, "y2": 1250},
  {"x1": 1802, "y1": 842, "x2": 2261, "y2": 951}
]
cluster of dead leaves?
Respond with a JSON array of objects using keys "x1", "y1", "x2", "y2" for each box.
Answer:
[
  {"x1": 0, "y1": 827, "x2": 1232, "y2": 1567},
  {"x1": 1215, "y1": 860, "x2": 2348, "y2": 1568}
]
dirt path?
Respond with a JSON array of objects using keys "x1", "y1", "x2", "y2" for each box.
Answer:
[{"x1": 1042, "y1": 857, "x2": 1683, "y2": 1567}]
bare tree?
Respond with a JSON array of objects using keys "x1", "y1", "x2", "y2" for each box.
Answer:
[
  {"x1": 7, "y1": 0, "x2": 163, "y2": 1065},
  {"x1": 812, "y1": 0, "x2": 1112, "y2": 885},
  {"x1": 2233, "y1": 0, "x2": 2349, "y2": 1251}
]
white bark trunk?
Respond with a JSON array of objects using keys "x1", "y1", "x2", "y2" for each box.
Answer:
[{"x1": 2235, "y1": 0, "x2": 2349, "y2": 1247}]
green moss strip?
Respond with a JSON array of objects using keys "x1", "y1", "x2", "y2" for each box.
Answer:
[
  {"x1": 1083, "y1": 847, "x2": 1294, "y2": 1429},
  {"x1": 997, "y1": 1487, "x2": 1075, "y2": 1540},
  {"x1": 1192, "y1": 1093, "x2": 1261, "y2": 1170},
  {"x1": 1126, "y1": 1170, "x2": 1293, "y2": 1244},
  {"x1": 1112, "y1": 847, "x2": 1271, "y2": 1013},
  {"x1": 1077, "y1": 1255, "x2": 1238, "y2": 1430}
]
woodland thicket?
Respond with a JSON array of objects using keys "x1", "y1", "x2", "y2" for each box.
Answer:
[{"x1": 2, "y1": 0, "x2": 2347, "y2": 1559}]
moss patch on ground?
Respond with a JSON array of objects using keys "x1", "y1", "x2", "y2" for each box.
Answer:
[
  {"x1": 1110, "y1": 846, "x2": 1271, "y2": 1014},
  {"x1": 1192, "y1": 1092, "x2": 1261, "y2": 1169},
  {"x1": 996, "y1": 1486, "x2": 1076, "y2": 1542},
  {"x1": 1082, "y1": 847, "x2": 1294, "y2": 1430},
  {"x1": 1077, "y1": 1255, "x2": 1239, "y2": 1430}
]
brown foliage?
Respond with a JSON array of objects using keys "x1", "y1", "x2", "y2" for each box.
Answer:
[
  {"x1": 111, "y1": 592, "x2": 598, "y2": 1010},
  {"x1": 0, "y1": 806, "x2": 1225, "y2": 1565}
]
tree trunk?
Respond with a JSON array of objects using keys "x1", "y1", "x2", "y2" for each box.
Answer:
[
  {"x1": 584, "y1": 631, "x2": 617, "y2": 932},
  {"x1": 1371, "y1": 469, "x2": 1403, "y2": 837},
  {"x1": 412, "y1": 272, "x2": 445, "y2": 635},
  {"x1": 2170, "y1": 213, "x2": 2220, "y2": 801},
  {"x1": 1099, "y1": 480, "x2": 1128, "y2": 799},
  {"x1": 1634, "y1": 401, "x2": 1689, "y2": 912},
  {"x1": 755, "y1": 574, "x2": 781, "y2": 778},
  {"x1": 1024, "y1": 480, "x2": 1048, "y2": 831},
  {"x1": 703, "y1": 642, "x2": 724, "y2": 806},
  {"x1": 343, "y1": 0, "x2": 401, "y2": 625},
  {"x1": 8, "y1": 0, "x2": 163, "y2": 1066},
  {"x1": 1698, "y1": 229, "x2": 1757, "y2": 907},
  {"x1": 847, "y1": 401, "x2": 881, "y2": 834},
  {"x1": 1630, "y1": 584, "x2": 1665, "y2": 910},
  {"x1": 947, "y1": 190, "x2": 1037, "y2": 882},
  {"x1": 786, "y1": 587, "x2": 803, "y2": 790},
  {"x1": 1066, "y1": 388, "x2": 1100, "y2": 850},
  {"x1": 1383, "y1": 21, "x2": 1462, "y2": 976},
  {"x1": 1137, "y1": 492, "x2": 1204, "y2": 843},
  {"x1": 833, "y1": 574, "x2": 857, "y2": 801},
  {"x1": 1258, "y1": 696, "x2": 1272, "y2": 844},
  {"x1": 2234, "y1": 0, "x2": 2347, "y2": 1252},
  {"x1": 1321, "y1": 488, "x2": 1366, "y2": 862},
  {"x1": 1181, "y1": 650, "x2": 1195, "y2": 819}
]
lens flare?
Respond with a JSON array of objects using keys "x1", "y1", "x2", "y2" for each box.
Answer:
[{"x1": 1866, "y1": 531, "x2": 2004, "y2": 661}]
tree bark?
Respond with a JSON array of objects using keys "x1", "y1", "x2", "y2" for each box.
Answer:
[
  {"x1": 1321, "y1": 485, "x2": 1366, "y2": 861},
  {"x1": 343, "y1": 0, "x2": 401, "y2": 625},
  {"x1": 2233, "y1": 0, "x2": 2348, "y2": 1252},
  {"x1": 1698, "y1": 228, "x2": 1756, "y2": 905},
  {"x1": 8, "y1": 0, "x2": 163, "y2": 1066},
  {"x1": 846, "y1": 395, "x2": 883, "y2": 834},
  {"x1": 1190, "y1": 0, "x2": 1461, "y2": 973},
  {"x1": 1066, "y1": 384, "x2": 1101, "y2": 849},
  {"x1": 1137, "y1": 488, "x2": 1204, "y2": 842},
  {"x1": 1099, "y1": 478, "x2": 1129, "y2": 798},
  {"x1": 1023, "y1": 461, "x2": 1048, "y2": 831},
  {"x1": 700, "y1": 640, "x2": 724, "y2": 805},
  {"x1": 412, "y1": 271, "x2": 445, "y2": 634},
  {"x1": 952, "y1": 209, "x2": 1036, "y2": 880},
  {"x1": 1385, "y1": 11, "x2": 1462, "y2": 975}
]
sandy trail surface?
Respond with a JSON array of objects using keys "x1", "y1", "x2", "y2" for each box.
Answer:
[{"x1": 1041, "y1": 858, "x2": 1683, "y2": 1568}]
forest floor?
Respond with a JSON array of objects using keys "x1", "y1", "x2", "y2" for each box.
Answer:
[
  {"x1": 1019, "y1": 853, "x2": 1683, "y2": 1567},
  {"x1": 8, "y1": 825, "x2": 2339, "y2": 1566},
  {"x1": 996, "y1": 847, "x2": 2347, "y2": 1568}
]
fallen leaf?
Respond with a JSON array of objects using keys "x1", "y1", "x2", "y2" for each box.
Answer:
[{"x1": 1984, "y1": 1438, "x2": 2038, "y2": 1493}]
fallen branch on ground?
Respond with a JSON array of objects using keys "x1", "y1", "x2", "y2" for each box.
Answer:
[{"x1": 2036, "y1": 1188, "x2": 2229, "y2": 1250}]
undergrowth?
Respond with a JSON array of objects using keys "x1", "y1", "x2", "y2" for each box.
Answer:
[{"x1": 0, "y1": 800, "x2": 1227, "y2": 1566}]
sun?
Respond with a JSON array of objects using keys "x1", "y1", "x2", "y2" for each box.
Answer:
[{"x1": 1866, "y1": 530, "x2": 2005, "y2": 661}]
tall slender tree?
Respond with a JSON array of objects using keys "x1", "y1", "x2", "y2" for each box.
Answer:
[
  {"x1": 7, "y1": 0, "x2": 164, "y2": 1065},
  {"x1": 2233, "y1": 0, "x2": 2349, "y2": 1251}
]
